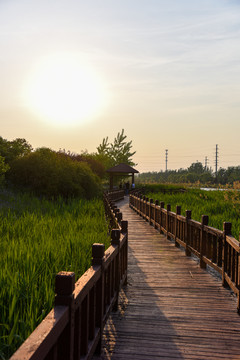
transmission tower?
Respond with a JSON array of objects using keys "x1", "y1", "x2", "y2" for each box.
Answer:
[
  {"x1": 205, "y1": 156, "x2": 208, "y2": 170},
  {"x1": 165, "y1": 149, "x2": 168, "y2": 172}
]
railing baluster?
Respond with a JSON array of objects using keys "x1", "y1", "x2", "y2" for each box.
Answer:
[
  {"x1": 55, "y1": 271, "x2": 75, "y2": 360},
  {"x1": 212, "y1": 234, "x2": 217, "y2": 263},
  {"x1": 200, "y1": 215, "x2": 208, "y2": 269},
  {"x1": 111, "y1": 229, "x2": 121, "y2": 311},
  {"x1": 175, "y1": 206, "x2": 181, "y2": 247},
  {"x1": 92, "y1": 243, "x2": 105, "y2": 355},
  {"x1": 154, "y1": 200, "x2": 159, "y2": 229},
  {"x1": 160, "y1": 202, "x2": 164, "y2": 233},
  {"x1": 222, "y1": 222, "x2": 232, "y2": 287},
  {"x1": 185, "y1": 210, "x2": 191, "y2": 257},
  {"x1": 217, "y1": 234, "x2": 223, "y2": 267},
  {"x1": 89, "y1": 285, "x2": 96, "y2": 341},
  {"x1": 237, "y1": 236, "x2": 240, "y2": 313},
  {"x1": 121, "y1": 220, "x2": 128, "y2": 285},
  {"x1": 150, "y1": 199, "x2": 153, "y2": 225},
  {"x1": 80, "y1": 294, "x2": 89, "y2": 355}
]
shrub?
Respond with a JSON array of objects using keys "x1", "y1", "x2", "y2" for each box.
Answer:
[
  {"x1": 0, "y1": 156, "x2": 9, "y2": 185},
  {"x1": 7, "y1": 148, "x2": 101, "y2": 199}
]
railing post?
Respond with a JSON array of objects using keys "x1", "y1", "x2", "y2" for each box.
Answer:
[
  {"x1": 200, "y1": 215, "x2": 209, "y2": 269},
  {"x1": 149, "y1": 199, "x2": 153, "y2": 225},
  {"x1": 145, "y1": 198, "x2": 149, "y2": 222},
  {"x1": 142, "y1": 196, "x2": 146, "y2": 218},
  {"x1": 160, "y1": 202, "x2": 164, "y2": 233},
  {"x1": 154, "y1": 200, "x2": 159, "y2": 229},
  {"x1": 238, "y1": 233, "x2": 240, "y2": 314},
  {"x1": 131, "y1": 194, "x2": 134, "y2": 209},
  {"x1": 222, "y1": 222, "x2": 231, "y2": 287},
  {"x1": 117, "y1": 212, "x2": 122, "y2": 224},
  {"x1": 113, "y1": 208, "x2": 119, "y2": 216},
  {"x1": 111, "y1": 229, "x2": 121, "y2": 311},
  {"x1": 121, "y1": 220, "x2": 128, "y2": 285},
  {"x1": 166, "y1": 204, "x2": 171, "y2": 239},
  {"x1": 139, "y1": 194, "x2": 142, "y2": 213},
  {"x1": 92, "y1": 243, "x2": 105, "y2": 355},
  {"x1": 185, "y1": 210, "x2": 192, "y2": 257},
  {"x1": 55, "y1": 271, "x2": 75, "y2": 360},
  {"x1": 136, "y1": 195, "x2": 139, "y2": 213},
  {"x1": 121, "y1": 220, "x2": 128, "y2": 234},
  {"x1": 129, "y1": 194, "x2": 132, "y2": 208},
  {"x1": 175, "y1": 205, "x2": 181, "y2": 247}
]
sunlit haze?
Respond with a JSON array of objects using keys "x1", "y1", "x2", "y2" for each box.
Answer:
[
  {"x1": 22, "y1": 54, "x2": 108, "y2": 127},
  {"x1": 1, "y1": 0, "x2": 240, "y2": 172}
]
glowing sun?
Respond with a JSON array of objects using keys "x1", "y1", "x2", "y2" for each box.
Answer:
[{"x1": 23, "y1": 54, "x2": 107, "y2": 127}]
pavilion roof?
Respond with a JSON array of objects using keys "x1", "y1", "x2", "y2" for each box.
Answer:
[{"x1": 106, "y1": 163, "x2": 139, "y2": 174}]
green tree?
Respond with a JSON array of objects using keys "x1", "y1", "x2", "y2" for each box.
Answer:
[
  {"x1": 187, "y1": 161, "x2": 205, "y2": 174},
  {"x1": 58, "y1": 149, "x2": 106, "y2": 179},
  {"x1": 0, "y1": 137, "x2": 32, "y2": 164},
  {"x1": 7, "y1": 148, "x2": 101, "y2": 199},
  {"x1": 96, "y1": 136, "x2": 109, "y2": 156},
  {"x1": 97, "y1": 129, "x2": 136, "y2": 168}
]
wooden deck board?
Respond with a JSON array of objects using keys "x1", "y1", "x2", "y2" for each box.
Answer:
[{"x1": 97, "y1": 197, "x2": 240, "y2": 360}]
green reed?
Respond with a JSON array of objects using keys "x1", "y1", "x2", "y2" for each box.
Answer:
[
  {"x1": 0, "y1": 189, "x2": 110, "y2": 359},
  {"x1": 145, "y1": 187, "x2": 240, "y2": 239}
]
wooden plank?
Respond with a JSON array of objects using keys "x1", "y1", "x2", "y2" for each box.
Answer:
[{"x1": 98, "y1": 196, "x2": 240, "y2": 360}]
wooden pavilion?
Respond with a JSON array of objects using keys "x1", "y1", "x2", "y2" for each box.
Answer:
[{"x1": 106, "y1": 163, "x2": 139, "y2": 190}]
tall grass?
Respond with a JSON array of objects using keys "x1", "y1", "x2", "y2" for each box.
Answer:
[
  {"x1": 145, "y1": 186, "x2": 240, "y2": 239},
  {"x1": 0, "y1": 189, "x2": 110, "y2": 359}
]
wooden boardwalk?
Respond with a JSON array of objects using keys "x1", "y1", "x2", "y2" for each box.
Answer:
[{"x1": 98, "y1": 196, "x2": 240, "y2": 360}]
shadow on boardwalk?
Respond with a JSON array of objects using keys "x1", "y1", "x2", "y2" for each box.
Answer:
[
  {"x1": 102, "y1": 251, "x2": 185, "y2": 359},
  {"x1": 96, "y1": 197, "x2": 240, "y2": 360}
]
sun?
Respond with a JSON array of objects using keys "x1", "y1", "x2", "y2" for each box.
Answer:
[{"x1": 23, "y1": 54, "x2": 107, "y2": 127}]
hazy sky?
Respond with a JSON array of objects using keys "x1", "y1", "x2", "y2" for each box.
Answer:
[{"x1": 1, "y1": 0, "x2": 240, "y2": 172}]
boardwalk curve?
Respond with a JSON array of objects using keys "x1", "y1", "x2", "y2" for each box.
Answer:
[{"x1": 100, "y1": 196, "x2": 240, "y2": 360}]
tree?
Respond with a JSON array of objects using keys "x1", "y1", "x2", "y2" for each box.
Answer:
[
  {"x1": 97, "y1": 129, "x2": 136, "y2": 168},
  {"x1": 187, "y1": 161, "x2": 205, "y2": 175},
  {"x1": 7, "y1": 148, "x2": 101, "y2": 199},
  {"x1": 96, "y1": 137, "x2": 109, "y2": 156},
  {"x1": 58, "y1": 149, "x2": 106, "y2": 179},
  {"x1": 0, "y1": 137, "x2": 32, "y2": 164}
]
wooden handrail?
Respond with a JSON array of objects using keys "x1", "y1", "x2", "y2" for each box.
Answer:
[
  {"x1": 130, "y1": 193, "x2": 240, "y2": 313},
  {"x1": 11, "y1": 193, "x2": 128, "y2": 360},
  {"x1": 104, "y1": 189, "x2": 124, "y2": 202}
]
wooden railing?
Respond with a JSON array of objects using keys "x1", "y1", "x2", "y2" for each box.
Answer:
[
  {"x1": 130, "y1": 193, "x2": 240, "y2": 313},
  {"x1": 104, "y1": 189, "x2": 124, "y2": 202},
  {"x1": 11, "y1": 195, "x2": 127, "y2": 360}
]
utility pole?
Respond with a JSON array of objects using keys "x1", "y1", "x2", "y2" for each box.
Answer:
[
  {"x1": 205, "y1": 156, "x2": 208, "y2": 170},
  {"x1": 165, "y1": 149, "x2": 168, "y2": 172},
  {"x1": 215, "y1": 144, "x2": 218, "y2": 177}
]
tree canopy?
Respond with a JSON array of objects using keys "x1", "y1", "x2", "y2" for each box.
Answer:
[
  {"x1": 97, "y1": 129, "x2": 136, "y2": 168},
  {"x1": 7, "y1": 148, "x2": 101, "y2": 199},
  {"x1": 0, "y1": 137, "x2": 32, "y2": 164},
  {"x1": 137, "y1": 161, "x2": 240, "y2": 186}
]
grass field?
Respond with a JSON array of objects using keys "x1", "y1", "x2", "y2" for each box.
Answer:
[
  {"x1": 144, "y1": 184, "x2": 240, "y2": 239},
  {"x1": 0, "y1": 188, "x2": 110, "y2": 360}
]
